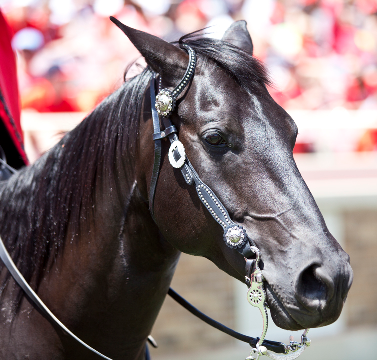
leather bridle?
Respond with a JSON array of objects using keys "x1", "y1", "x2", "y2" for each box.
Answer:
[
  {"x1": 0, "y1": 43, "x2": 311, "y2": 360},
  {"x1": 149, "y1": 68, "x2": 256, "y2": 259},
  {"x1": 149, "y1": 43, "x2": 311, "y2": 360}
]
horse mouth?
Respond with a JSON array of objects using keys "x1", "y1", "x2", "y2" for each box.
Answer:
[{"x1": 264, "y1": 282, "x2": 304, "y2": 331}]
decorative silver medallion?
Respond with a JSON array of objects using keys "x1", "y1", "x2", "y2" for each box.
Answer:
[
  {"x1": 168, "y1": 140, "x2": 186, "y2": 168},
  {"x1": 155, "y1": 89, "x2": 175, "y2": 117},
  {"x1": 224, "y1": 225, "x2": 245, "y2": 248},
  {"x1": 247, "y1": 287, "x2": 264, "y2": 306}
]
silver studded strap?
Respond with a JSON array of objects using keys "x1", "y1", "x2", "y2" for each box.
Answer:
[
  {"x1": 149, "y1": 44, "x2": 196, "y2": 217},
  {"x1": 185, "y1": 160, "x2": 256, "y2": 258},
  {"x1": 155, "y1": 44, "x2": 196, "y2": 117}
]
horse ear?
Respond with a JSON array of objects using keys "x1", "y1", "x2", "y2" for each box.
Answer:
[
  {"x1": 110, "y1": 17, "x2": 189, "y2": 87},
  {"x1": 222, "y1": 21, "x2": 253, "y2": 55}
]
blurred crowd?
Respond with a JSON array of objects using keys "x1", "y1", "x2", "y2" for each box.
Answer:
[{"x1": 1, "y1": 0, "x2": 377, "y2": 114}]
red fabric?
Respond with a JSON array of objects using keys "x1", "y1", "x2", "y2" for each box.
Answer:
[{"x1": 0, "y1": 10, "x2": 28, "y2": 165}]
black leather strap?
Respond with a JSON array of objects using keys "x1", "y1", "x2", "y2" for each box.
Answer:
[
  {"x1": 149, "y1": 78, "x2": 163, "y2": 220},
  {"x1": 0, "y1": 159, "x2": 13, "y2": 181},
  {"x1": 167, "y1": 288, "x2": 286, "y2": 354},
  {"x1": 245, "y1": 259, "x2": 256, "y2": 279},
  {"x1": 145, "y1": 344, "x2": 151, "y2": 360},
  {"x1": 153, "y1": 125, "x2": 177, "y2": 141},
  {"x1": 170, "y1": 44, "x2": 196, "y2": 99}
]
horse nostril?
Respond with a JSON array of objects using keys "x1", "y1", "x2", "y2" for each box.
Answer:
[{"x1": 296, "y1": 264, "x2": 334, "y2": 311}]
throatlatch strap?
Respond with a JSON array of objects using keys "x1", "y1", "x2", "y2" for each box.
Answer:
[{"x1": 149, "y1": 77, "x2": 163, "y2": 219}]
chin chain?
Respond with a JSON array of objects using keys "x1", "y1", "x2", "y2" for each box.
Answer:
[{"x1": 244, "y1": 247, "x2": 311, "y2": 360}]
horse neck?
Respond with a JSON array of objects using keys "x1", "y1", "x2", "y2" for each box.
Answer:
[
  {"x1": 0, "y1": 84, "x2": 181, "y2": 357},
  {"x1": 40, "y1": 177, "x2": 180, "y2": 357},
  {"x1": 41, "y1": 125, "x2": 181, "y2": 358}
]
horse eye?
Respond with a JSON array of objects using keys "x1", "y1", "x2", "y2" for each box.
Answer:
[{"x1": 204, "y1": 133, "x2": 227, "y2": 146}]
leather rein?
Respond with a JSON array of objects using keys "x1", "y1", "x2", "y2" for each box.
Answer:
[{"x1": 0, "y1": 43, "x2": 310, "y2": 360}]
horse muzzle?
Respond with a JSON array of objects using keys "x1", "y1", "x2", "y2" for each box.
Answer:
[{"x1": 263, "y1": 254, "x2": 353, "y2": 330}]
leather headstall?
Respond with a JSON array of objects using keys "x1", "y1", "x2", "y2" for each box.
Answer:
[
  {"x1": 149, "y1": 43, "x2": 257, "y2": 260},
  {"x1": 149, "y1": 43, "x2": 289, "y2": 356}
]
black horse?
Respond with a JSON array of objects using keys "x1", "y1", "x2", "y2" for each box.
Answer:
[{"x1": 0, "y1": 20, "x2": 352, "y2": 359}]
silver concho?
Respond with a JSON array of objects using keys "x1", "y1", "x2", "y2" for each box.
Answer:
[
  {"x1": 155, "y1": 89, "x2": 175, "y2": 117},
  {"x1": 168, "y1": 140, "x2": 186, "y2": 168},
  {"x1": 224, "y1": 225, "x2": 245, "y2": 248},
  {"x1": 247, "y1": 287, "x2": 264, "y2": 306}
]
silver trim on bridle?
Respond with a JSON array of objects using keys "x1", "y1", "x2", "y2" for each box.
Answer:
[{"x1": 155, "y1": 43, "x2": 196, "y2": 117}]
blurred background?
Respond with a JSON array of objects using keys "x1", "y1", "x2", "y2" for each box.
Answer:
[{"x1": 1, "y1": 0, "x2": 377, "y2": 359}]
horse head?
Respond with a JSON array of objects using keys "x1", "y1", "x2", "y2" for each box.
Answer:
[
  {"x1": 0, "y1": 17, "x2": 355, "y2": 360},
  {"x1": 114, "y1": 19, "x2": 353, "y2": 332}
]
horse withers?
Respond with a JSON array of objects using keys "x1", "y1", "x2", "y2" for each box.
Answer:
[{"x1": 0, "y1": 20, "x2": 352, "y2": 359}]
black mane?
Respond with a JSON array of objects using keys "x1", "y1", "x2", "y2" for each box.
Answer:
[
  {"x1": 0, "y1": 69, "x2": 153, "y2": 303},
  {"x1": 0, "y1": 34, "x2": 270, "y2": 307}
]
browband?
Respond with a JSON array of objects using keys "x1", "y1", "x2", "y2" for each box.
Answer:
[{"x1": 154, "y1": 43, "x2": 196, "y2": 117}]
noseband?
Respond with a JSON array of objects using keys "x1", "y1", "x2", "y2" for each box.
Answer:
[{"x1": 149, "y1": 43, "x2": 311, "y2": 360}]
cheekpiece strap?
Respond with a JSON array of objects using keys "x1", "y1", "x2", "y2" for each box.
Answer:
[
  {"x1": 149, "y1": 77, "x2": 162, "y2": 218},
  {"x1": 183, "y1": 159, "x2": 255, "y2": 258}
]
